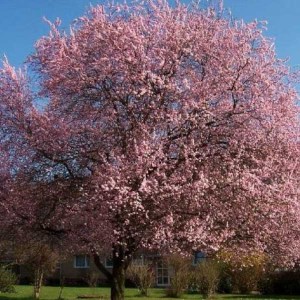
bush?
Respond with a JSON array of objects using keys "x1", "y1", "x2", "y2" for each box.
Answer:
[
  {"x1": 258, "y1": 274, "x2": 274, "y2": 295},
  {"x1": 217, "y1": 262, "x2": 233, "y2": 294},
  {"x1": 127, "y1": 262, "x2": 154, "y2": 296},
  {"x1": 217, "y1": 250, "x2": 267, "y2": 294},
  {"x1": 85, "y1": 272, "x2": 99, "y2": 288},
  {"x1": 193, "y1": 260, "x2": 221, "y2": 299},
  {"x1": 0, "y1": 266, "x2": 17, "y2": 293},
  {"x1": 165, "y1": 255, "x2": 191, "y2": 298},
  {"x1": 259, "y1": 268, "x2": 300, "y2": 295}
]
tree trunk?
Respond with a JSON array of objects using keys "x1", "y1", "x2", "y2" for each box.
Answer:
[
  {"x1": 111, "y1": 260, "x2": 126, "y2": 300},
  {"x1": 33, "y1": 267, "x2": 44, "y2": 300},
  {"x1": 93, "y1": 245, "x2": 130, "y2": 300},
  {"x1": 111, "y1": 245, "x2": 129, "y2": 300}
]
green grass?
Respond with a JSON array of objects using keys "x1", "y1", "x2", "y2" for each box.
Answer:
[{"x1": 0, "y1": 286, "x2": 300, "y2": 300}]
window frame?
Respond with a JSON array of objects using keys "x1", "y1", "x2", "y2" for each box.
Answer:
[
  {"x1": 156, "y1": 260, "x2": 170, "y2": 287},
  {"x1": 73, "y1": 255, "x2": 90, "y2": 269},
  {"x1": 105, "y1": 257, "x2": 113, "y2": 268},
  {"x1": 193, "y1": 251, "x2": 205, "y2": 265}
]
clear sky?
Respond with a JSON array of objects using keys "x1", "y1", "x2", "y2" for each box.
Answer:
[{"x1": 0, "y1": 0, "x2": 300, "y2": 70}]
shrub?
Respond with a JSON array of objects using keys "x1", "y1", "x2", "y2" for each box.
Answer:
[
  {"x1": 193, "y1": 260, "x2": 221, "y2": 299},
  {"x1": 165, "y1": 254, "x2": 191, "y2": 298},
  {"x1": 217, "y1": 250, "x2": 267, "y2": 294},
  {"x1": 85, "y1": 272, "x2": 99, "y2": 288},
  {"x1": 258, "y1": 274, "x2": 274, "y2": 295},
  {"x1": 217, "y1": 262, "x2": 233, "y2": 294},
  {"x1": 259, "y1": 268, "x2": 300, "y2": 295},
  {"x1": 127, "y1": 262, "x2": 154, "y2": 296},
  {"x1": 0, "y1": 266, "x2": 17, "y2": 293}
]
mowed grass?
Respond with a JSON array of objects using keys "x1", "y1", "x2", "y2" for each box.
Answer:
[{"x1": 0, "y1": 286, "x2": 300, "y2": 300}]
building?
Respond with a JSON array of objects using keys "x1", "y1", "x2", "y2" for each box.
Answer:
[{"x1": 13, "y1": 252, "x2": 205, "y2": 287}]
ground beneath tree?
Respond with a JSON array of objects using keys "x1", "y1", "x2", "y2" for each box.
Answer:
[{"x1": 0, "y1": 286, "x2": 299, "y2": 300}]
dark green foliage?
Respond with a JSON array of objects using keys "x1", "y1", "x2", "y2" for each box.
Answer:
[
  {"x1": 217, "y1": 265, "x2": 233, "y2": 294},
  {"x1": 259, "y1": 269, "x2": 300, "y2": 295},
  {"x1": 0, "y1": 266, "x2": 17, "y2": 293}
]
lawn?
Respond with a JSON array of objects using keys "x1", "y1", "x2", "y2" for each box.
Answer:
[{"x1": 0, "y1": 286, "x2": 300, "y2": 300}]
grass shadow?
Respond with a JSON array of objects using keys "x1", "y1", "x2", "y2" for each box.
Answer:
[{"x1": 221, "y1": 295, "x2": 300, "y2": 299}]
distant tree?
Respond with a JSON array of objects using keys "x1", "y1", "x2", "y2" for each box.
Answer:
[
  {"x1": 0, "y1": 236, "x2": 60, "y2": 299},
  {"x1": 0, "y1": 1, "x2": 299, "y2": 300},
  {"x1": 16, "y1": 242, "x2": 60, "y2": 299}
]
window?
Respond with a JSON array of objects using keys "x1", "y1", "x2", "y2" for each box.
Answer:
[
  {"x1": 74, "y1": 255, "x2": 90, "y2": 268},
  {"x1": 193, "y1": 251, "x2": 205, "y2": 265},
  {"x1": 156, "y1": 261, "x2": 170, "y2": 286},
  {"x1": 105, "y1": 258, "x2": 113, "y2": 268}
]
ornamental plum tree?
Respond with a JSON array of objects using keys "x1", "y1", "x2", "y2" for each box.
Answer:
[{"x1": 0, "y1": 2, "x2": 299, "y2": 300}]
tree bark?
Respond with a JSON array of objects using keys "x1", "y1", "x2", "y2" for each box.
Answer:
[
  {"x1": 111, "y1": 260, "x2": 126, "y2": 300},
  {"x1": 93, "y1": 246, "x2": 130, "y2": 300},
  {"x1": 33, "y1": 267, "x2": 44, "y2": 300},
  {"x1": 111, "y1": 245, "x2": 128, "y2": 300}
]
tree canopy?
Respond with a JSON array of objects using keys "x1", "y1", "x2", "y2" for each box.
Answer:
[{"x1": 0, "y1": 1, "x2": 299, "y2": 299}]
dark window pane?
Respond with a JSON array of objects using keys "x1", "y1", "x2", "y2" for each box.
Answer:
[
  {"x1": 75, "y1": 255, "x2": 86, "y2": 267},
  {"x1": 105, "y1": 258, "x2": 113, "y2": 267}
]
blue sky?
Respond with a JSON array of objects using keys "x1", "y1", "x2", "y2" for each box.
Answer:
[{"x1": 0, "y1": 0, "x2": 300, "y2": 69}]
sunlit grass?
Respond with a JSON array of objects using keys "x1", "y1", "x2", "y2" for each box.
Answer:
[{"x1": 0, "y1": 286, "x2": 300, "y2": 300}]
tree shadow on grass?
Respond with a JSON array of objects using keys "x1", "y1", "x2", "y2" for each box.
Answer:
[{"x1": 221, "y1": 294, "x2": 300, "y2": 299}]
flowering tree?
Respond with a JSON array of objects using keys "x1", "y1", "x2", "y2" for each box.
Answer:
[{"x1": 0, "y1": 2, "x2": 299, "y2": 299}]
